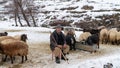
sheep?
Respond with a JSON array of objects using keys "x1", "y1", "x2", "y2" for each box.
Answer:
[
  {"x1": 100, "y1": 28, "x2": 108, "y2": 44},
  {"x1": 86, "y1": 33, "x2": 99, "y2": 49},
  {"x1": 14, "y1": 34, "x2": 28, "y2": 42},
  {"x1": 0, "y1": 36, "x2": 16, "y2": 59},
  {"x1": 108, "y1": 28, "x2": 118, "y2": 45},
  {"x1": 0, "y1": 32, "x2": 8, "y2": 36},
  {"x1": 116, "y1": 31, "x2": 120, "y2": 45},
  {"x1": 0, "y1": 36, "x2": 15, "y2": 42},
  {"x1": 0, "y1": 35, "x2": 27, "y2": 61},
  {"x1": 79, "y1": 32, "x2": 91, "y2": 42},
  {"x1": 0, "y1": 39, "x2": 28, "y2": 64},
  {"x1": 65, "y1": 30, "x2": 76, "y2": 50}
]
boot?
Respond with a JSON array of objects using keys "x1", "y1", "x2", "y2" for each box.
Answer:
[
  {"x1": 61, "y1": 54, "x2": 68, "y2": 60},
  {"x1": 55, "y1": 57, "x2": 60, "y2": 64}
]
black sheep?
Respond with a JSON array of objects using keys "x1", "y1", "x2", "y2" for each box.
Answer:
[
  {"x1": 66, "y1": 30, "x2": 76, "y2": 50},
  {"x1": 86, "y1": 33, "x2": 99, "y2": 48}
]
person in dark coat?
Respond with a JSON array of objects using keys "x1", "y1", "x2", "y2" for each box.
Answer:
[
  {"x1": 50, "y1": 24, "x2": 69, "y2": 64},
  {"x1": 66, "y1": 30, "x2": 76, "y2": 51}
]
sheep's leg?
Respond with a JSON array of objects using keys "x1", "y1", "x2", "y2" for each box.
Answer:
[
  {"x1": 25, "y1": 56, "x2": 27, "y2": 61},
  {"x1": 21, "y1": 56, "x2": 24, "y2": 63},
  {"x1": 1, "y1": 55, "x2": 4, "y2": 62},
  {"x1": 3, "y1": 55, "x2": 7, "y2": 62},
  {"x1": 97, "y1": 42, "x2": 99, "y2": 49},
  {"x1": 13, "y1": 56, "x2": 15, "y2": 60},
  {"x1": 2, "y1": 55, "x2": 7, "y2": 62},
  {"x1": 10, "y1": 56, "x2": 13, "y2": 64}
]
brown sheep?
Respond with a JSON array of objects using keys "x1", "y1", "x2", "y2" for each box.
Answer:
[
  {"x1": 79, "y1": 32, "x2": 91, "y2": 42},
  {"x1": 0, "y1": 39, "x2": 28, "y2": 64},
  {"x1": 0, "y1": 36, "x2": 15, "y2": 54},
  {"x1": 116, "y1": 31, "x2": 120, "y2": 45},
  {"x1": 0, "y1": 36, "x2": 15, "y2": 42},
  {"x1": 100, "y1": 28, "x2": 108, "y2": 44},
  {"x1": 0, "y1": 35, "x2": 27, "y2": 61},
  {"x1": 14, "y1": 34, "x2": 28, "y2": 42},
  {"x1": 108, "y1": 28, "x2": 118, "y2": 45}
]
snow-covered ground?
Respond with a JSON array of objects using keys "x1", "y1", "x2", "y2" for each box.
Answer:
[
  {"x1": 0, "y1": 21, "x2": 120, "y2": 68},
  {"x1": 0, "y1": 0, "x2": 120, "y2": 68}
]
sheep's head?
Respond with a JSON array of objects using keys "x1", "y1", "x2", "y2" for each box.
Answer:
[
  {"x1": 21, "y1": 34, "x2": 28, "y2": 42},
  {"x1": 4, "y1": 32, "x2": 8, "y2": 36}
]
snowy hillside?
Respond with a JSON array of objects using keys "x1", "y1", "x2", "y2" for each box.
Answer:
[{"x1": 34, "y1": 0, "x2": 120, "y2": 25}]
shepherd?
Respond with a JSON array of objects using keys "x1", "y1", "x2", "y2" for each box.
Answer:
[{"x1": 50, "y1": 24, "x2": 69, "y2": 64}]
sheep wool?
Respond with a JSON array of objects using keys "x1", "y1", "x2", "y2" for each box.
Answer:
[
  {"x1": 0, "y1": 39, "x2": 28, "y2": 63},
  {"x1": 0, "y1": 36, "x2": 15, "y2": 42},
  {"x1": 116, "y1": 31, "x2": 120, "y2": 45},
  {"x1": 100, "y1": 28, "x2": 108, "y2": 44},
  {"x1": 79, "y1": 32, "x2": 91, "y2": 42},
  {"x1": 108, "y1": 28, "x2": 118, "y2": 45}
]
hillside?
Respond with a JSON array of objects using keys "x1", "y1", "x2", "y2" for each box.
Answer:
[{"x1": 0, "y1": 0, "x2": 120, "y2": 28}]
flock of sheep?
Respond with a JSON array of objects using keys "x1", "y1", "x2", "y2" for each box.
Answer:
[
  {"x1": 0, "y1": 26, "x2": 119, "y2": 64},
  {"x1": 79, "y1": 27, "x2": 120, "y2": 45},
  {"x1": 0, "y1": 32, "x2": 28, "y2": 64},
  {"x1": 100, "y1": 28, "x2": 120, "y2": 45}
]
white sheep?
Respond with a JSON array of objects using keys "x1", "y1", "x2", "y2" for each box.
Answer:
[
  {"x1": 100, "y1": 28, "x2": 108, "y2": 44},
  {"x1": 108, "y1": 28, "x2": 118, "y2": 45},
  {"x1": 116, "y1": 31, "x2": 120, "y2": 45},
  {"x1": 79, "y1": 32, "x2": 91, "y2": 42}
]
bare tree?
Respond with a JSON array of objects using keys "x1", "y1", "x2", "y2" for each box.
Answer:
[
  {"x1": 14, "y1": 0, "x2": 23, "y2": 26},
  {"x1": 28, "y1": 8, "x2": 37, "y2": 27},
  {"x1": 26, "y1": 0, "x2": 37, "y2": 27},
  {"x1": 11, "y1": 0, "x2": 38, "y2": 27},
  {"x1": 16, "y1": 0, "x2": 31, "y2": 26}
]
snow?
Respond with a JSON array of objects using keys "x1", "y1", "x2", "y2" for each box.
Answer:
[
  {"x1": 34, "y1": 0, "x2": 120, "y2": 24},
  {"x1": 0, "y1": 0, "x2": 120, "y2": 68},
  {"x1": 0, "y1": 22, "x2": 120, "y2": 68}
]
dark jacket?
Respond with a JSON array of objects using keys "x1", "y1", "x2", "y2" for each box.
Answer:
[{"x1": 50, "y1": 30, "x2": 66, "y2": 51}]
